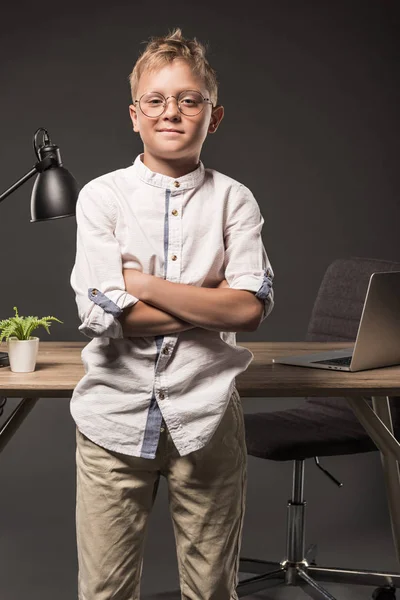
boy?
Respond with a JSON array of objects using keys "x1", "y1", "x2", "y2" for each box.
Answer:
[{"x1": 70, "y1": 28, "x2": 274, "y2": 600}]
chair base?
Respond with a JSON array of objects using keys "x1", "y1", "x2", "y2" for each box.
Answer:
[
  {"x1": 238, "y1": 556, "x2": 400, "y2": 599},
  {"x1": 237, "y1": 459, "x2": 400, "y2": 598}
]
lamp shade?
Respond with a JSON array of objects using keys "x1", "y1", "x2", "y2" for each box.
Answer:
[{"x1": 30, "y1": 165, "x2": 79, "y2": 222}]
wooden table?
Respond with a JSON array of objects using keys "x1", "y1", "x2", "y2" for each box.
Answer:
[{"x1": 0, "y1": 341, "x2": 399, "y2": 567}]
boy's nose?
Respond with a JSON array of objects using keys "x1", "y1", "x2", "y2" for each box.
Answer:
[{"x1": 163, "y1": 97, "x2": 181, "y2": 118}]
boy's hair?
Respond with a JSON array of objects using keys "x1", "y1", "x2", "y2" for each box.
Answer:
[{"x1": 128, "y1": 28, "x2": 218, "y2": 106}]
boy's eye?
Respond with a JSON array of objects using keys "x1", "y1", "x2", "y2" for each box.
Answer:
[
  {"x1": 179, "y1": 92, "x2": 203, "y2": 107},
  {"x1": 180, "y1": 97, "x2": 201, "y2": 107}
]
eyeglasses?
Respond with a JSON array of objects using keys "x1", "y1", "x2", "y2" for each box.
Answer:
[{"x1": 134, "y1": 90, "x2": 213, "y2": 118}]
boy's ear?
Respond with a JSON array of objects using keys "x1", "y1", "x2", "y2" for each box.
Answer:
[
  {"x1": 129, "y1": 104, "x2": 140, "y2": 132},
  {"x1": 208, "y1": 105, "x2": 224, "y2": 134}
]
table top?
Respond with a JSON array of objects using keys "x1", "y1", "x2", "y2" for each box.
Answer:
[{"x1": 0, "y1": 341, "x2": 399, "y2": 398}]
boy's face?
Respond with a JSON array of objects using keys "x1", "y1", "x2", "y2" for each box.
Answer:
[{"x1": 129, "y1": 59, "x2": 223, "y2": 165}]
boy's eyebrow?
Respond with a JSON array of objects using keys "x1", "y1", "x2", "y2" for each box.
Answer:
[{"x1": 144, "y1": 88, "x2": 204, "y2": 95}]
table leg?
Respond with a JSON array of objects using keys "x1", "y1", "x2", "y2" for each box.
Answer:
[
  {"x1": 372, "y1": 397, "x2": 400, "y2": 567},
  {"x1": 0, "y1": 398, "x2": 39, "y2": 454},
  {"x1": 345, "y1": 396, "x2": 400, "y2": 566},
  {"x1": 345, "y1": 397, "x2": 400, "y2": 462}
]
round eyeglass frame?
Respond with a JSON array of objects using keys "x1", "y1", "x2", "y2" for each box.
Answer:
[{"x1": 134, "y1": 90, "x2": 213, "y2": 118}]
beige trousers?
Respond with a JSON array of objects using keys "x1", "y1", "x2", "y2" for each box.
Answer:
[{"x1": 75, "y1": 387, "x2": 247, "y2": 600}]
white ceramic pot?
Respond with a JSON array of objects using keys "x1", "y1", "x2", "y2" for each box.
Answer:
[{"x1": 6, "y1": 336, "x2": 39, "y2": 373}]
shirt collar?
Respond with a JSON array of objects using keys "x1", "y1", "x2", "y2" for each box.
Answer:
[{"x1": 132, "y1": 153, "x2": 205, "y2": 190}]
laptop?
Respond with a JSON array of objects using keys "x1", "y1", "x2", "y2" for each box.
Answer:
[{"x1": 273, "y1": 271, "x2": 400, "y2": 372}]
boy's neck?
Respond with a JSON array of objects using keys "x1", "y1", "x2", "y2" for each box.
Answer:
[{"x1": 141, "y1": 151, "x2": 200, "y2": 179}]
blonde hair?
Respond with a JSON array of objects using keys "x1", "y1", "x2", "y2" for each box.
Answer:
[{"x1": 128, "y1": 28, "x2": 218, "y2": 106}]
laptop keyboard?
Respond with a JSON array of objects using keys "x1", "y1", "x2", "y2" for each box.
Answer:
[{"x1": 313, "y1": 356, "x2": 352, "y2": 366}]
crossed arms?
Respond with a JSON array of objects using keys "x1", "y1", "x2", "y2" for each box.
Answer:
[
  {"x1": 118, "y1": 269, "x2": 265, "y2": 337},
  {"x1": 72, "y1": 183, "x2": 273, "y2": 340}
]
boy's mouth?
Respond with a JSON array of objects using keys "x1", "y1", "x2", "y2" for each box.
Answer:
[{"x1": 157, "y1": 129, "x2": 184, "y2": 134}]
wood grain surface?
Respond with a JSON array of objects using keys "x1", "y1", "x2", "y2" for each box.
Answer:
[{"x1": 0, "y1": 341, "x2": 399, "y2": 398}]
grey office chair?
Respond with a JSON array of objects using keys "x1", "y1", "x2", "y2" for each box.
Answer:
[{"x1": 238, "y1": 257, "x2": 400, "y2": 600}]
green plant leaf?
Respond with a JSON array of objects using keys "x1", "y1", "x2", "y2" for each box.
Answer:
[{"x1": 0, "y1": 306, "x2": 63, "y2": 342}]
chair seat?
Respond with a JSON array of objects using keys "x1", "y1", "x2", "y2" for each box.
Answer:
[{"x1": 244, "y1": 397, "x2": 400, "y2": 461}]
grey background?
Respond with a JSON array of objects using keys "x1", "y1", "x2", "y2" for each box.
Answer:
[{"x1": 0, "y1": 0, "x2": 399, "y2": 598}]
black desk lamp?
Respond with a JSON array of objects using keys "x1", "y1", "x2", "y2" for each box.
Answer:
[{"x1": 0, "y1": 127, "x2": 80, "y2": 366}]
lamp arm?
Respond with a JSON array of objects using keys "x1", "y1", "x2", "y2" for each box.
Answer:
[
  {"x1": 0, "y1": 156, "x2": 58, "y2": 205},
  {"x1": 0, "y1": 167, "x2": 37, "y2": 204}
]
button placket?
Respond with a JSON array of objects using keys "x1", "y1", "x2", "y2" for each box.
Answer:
[
  {"x1": 168, "y1": 194, "x2": 182, "y2": 283},
  {"x1": 153, "y1": 185, "x2": 181, "y2": 402},
  {"x1": 154, "y1": 370, "x2": 168, "y2": 403}
]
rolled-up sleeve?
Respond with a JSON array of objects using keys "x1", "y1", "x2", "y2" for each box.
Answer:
[
  {"x1": 224, "y1": 184, "x2": 274, "y2": 323},
  {"x1": 70, "y1": 183, "x2": 139, "y2": 339}
]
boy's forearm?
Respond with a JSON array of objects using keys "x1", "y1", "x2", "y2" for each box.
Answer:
[
  {"x1": 118, "y1": 300, "x2": 196, "y2": 337},
  {"x1": 139, "y1": 278, "x2": 260, "y2": 332}
]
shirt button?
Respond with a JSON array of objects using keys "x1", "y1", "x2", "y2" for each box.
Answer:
[
  {"x1": 159, "y1": 391, "x2": 165, "y2": 400},
  {"x1": 173, "y1": 181, "x2": 180, "y2": 188},
  {"x1": 162, "y1": 347, "x2": 169, "y2": 355},
  {"x1": 91, "y1": 289, "x2": 98, "y2": 296},
  {"x1": 160, "y1": 426, "x2": 165, "y2": 432},
  {"x1": 171, "y1": 209, "x2": 178, "y2": 216},
  {"x1": 171, "y1": 255, "x2": 177, "y2": 261}
]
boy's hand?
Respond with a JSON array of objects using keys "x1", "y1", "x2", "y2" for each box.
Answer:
[
  {"x1": 217, "y1": 279, "x2": 230, "y2": 289},
  {"x1": 123, "y1": 268, "x2": 152, "y2": 299}
]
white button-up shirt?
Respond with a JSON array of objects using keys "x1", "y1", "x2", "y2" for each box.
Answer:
[{"x1": 70, "y1": 154, "x2": 274, "y2": 458}]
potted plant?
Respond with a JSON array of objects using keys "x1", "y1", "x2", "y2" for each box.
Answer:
[{"x1": 0, "y1": 306, "x2": 63, "y2": 373}]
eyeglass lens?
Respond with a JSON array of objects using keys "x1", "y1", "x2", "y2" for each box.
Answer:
[{"x1": 139, "y1": 91, "x2": 206, "y2": 117}]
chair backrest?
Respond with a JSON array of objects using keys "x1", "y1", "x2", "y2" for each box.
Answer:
[
  {"x1": 306, "y1": 257, "x2": 400, "y2": 343},
  {"x1": 305, "y1": 257, "x2": 400, "y2": 423}
]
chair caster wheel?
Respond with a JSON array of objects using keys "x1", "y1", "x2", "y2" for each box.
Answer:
[{"x1": 372, "y1": 586, "x2": 396, "y2": 600}]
